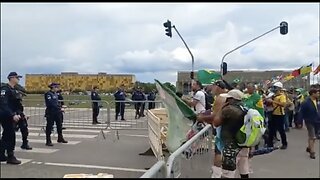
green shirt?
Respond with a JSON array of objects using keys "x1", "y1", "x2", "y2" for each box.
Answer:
[{"x1": 243, "y1": 92, "x2": 265, "y2": 117}]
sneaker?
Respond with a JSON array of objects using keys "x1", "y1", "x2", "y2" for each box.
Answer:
[
  {"x1": 280, "y1": 145, "x2": 287, "y2": 150},
  {"x1": 6, "y1": 156, "x2": 21, "y2": 165},
  {"x1": 62, "y1": 127, "x2": 66, "y2": 130},
  {"x1": 121, "y1": 119, "x2": 126, "y2": 121}
]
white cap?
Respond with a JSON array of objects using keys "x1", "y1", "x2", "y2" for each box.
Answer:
[
  {"x1": 220, "y1": 89, "x2": 244, "y2": 101},
  {"x1": 273, "y1": 81, "x2": 283, "y2": 89}
]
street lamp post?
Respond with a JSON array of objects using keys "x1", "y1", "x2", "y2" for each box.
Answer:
[
  {"x1": 163, "y1": 20, "x2": 195, "y2": 93},
  {"x1": 220, "y1": 21, "x2": 288, "y2": 77}
]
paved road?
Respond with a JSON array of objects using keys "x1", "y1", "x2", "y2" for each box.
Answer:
[{"x1": 1, "y1": 121, "x2": 319, "y2": 178}]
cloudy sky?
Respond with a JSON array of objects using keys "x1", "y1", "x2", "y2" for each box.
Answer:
[{"x1": 1, "y1": 3, "x2": 319, "y2": 85}]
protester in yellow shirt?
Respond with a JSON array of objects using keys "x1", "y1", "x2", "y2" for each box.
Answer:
[{"x1": 265, "y1": 81, "x2": 288, "y2": 150}]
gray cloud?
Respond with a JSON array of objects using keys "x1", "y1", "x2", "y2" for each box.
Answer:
[{"x1": 1, "y1": 3, "x2": 319, "y2": 86}]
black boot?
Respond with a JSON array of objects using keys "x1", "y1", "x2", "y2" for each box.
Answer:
[
  {"x1": 0, "y1": 153, "x2": 7, "y2": 162},
  {"x1": 6, "y1": 153, "x2": 21, "y2": 165},
  {"x1": 57, "y1": 135, "x2": 68, "y2": 143},
  {"x1": 21, "y1": 140, "x2": 33, "y2": 150},
  {"x1": 46, "y1": 136, "x2": 53, "y2": 146}
]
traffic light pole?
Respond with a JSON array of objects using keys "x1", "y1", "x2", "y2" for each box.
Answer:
[
  {"x1": 172, "y1": 25, "x2": 195, "y2": 80},
  {"x1": 220, "y1": 25, "x2": 281, "y2": 77}
]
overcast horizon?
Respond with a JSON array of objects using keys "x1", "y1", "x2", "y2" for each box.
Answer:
[{"x1": 1, "y1": 3, "x2": 319, "y2": 86}]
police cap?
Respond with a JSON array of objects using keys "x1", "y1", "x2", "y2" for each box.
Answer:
[
  {"x1": 7, "y1": 72, "x2": 22, "y2": 79},
  {"x1": 48, "y1": 82, "x2": 60, "y2": 88}
]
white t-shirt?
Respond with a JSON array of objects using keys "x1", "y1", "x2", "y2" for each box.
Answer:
[{"x1": 193, "y1": 90, "x2": 206, "y2": 114}]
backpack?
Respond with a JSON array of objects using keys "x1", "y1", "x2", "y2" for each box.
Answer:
[
  {"x1": 236, "y1": 106, "x2": 266, "y2": 147},
  {"x1": 203, "y1": 91, "x2": 212, "y2": 110}
]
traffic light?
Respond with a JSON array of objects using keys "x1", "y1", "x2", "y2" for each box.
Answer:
[
  {"x1": 163, "y1": 20, "x2": 172, "y2": 38},
  {"x1": 222, "y1": 62, "x2": 227, "y2": 75},
  {"x1": 280, "y1": 21, "x2": 288, "y2": 35}
]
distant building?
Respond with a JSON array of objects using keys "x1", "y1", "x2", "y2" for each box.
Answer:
[
  {"x1": 25, "y1": 72, "x2": 136, "y2": 92},
  {"x1": 176, "y1": 70, "x2": 310, "y2": 94}
]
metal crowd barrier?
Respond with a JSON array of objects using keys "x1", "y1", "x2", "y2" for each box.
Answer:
[
  {"x1": 22, "y1": 99, "x2": 164, "y2": 140},
  {"x1": 140, "y1": 160, "x2": 166, "y2": 178},
  {"x1": 165, "y1": 124, "x2": 213, "y2": 178},
  {"x1": 140, "y1": 124, "x2": 213, "y2": 178}
]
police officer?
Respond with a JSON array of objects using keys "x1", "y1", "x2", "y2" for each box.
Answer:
[
  {"x1": 0, "y1": 72, "x2": 23, "y2": 164},
  {"x1": 44, "y1": 83, "x2": 68, "y2": 146},
  {"x1": 114, "y1": 85, "x2": 126, "y2": 121},
  {"x1": 14, "y1": 84, "x2": 32, "y2": 150},
  {"x1": 132, "y1": 87, "x2": 145, "y2": 119},
  {"x1": 91, "y1": 86, "x2": 101, "y2": 124},
  {"x1": 147, "y1": 89, "x2": 156, "y2": 110},
  {"x1": 57, "y1": 89, "x2": 66, "y2": 130}
]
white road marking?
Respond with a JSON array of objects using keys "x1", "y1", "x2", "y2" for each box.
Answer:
[
  {"x1": 16, "y1": 138, "x2": 81, "y2": 145},
  {"x1": 34, "y1": 161, "x2": 147, "y2": 173},
  {"x1": 15, "y1": 147, "x2": 59, "y2": 154},
  {"x1": 119, "y1": 134, "x2": 148, "y2": 138},
  {"x1": 16, "y1": 132, "x2": 97, "y2": 139},
  {"x1": 0, "y1": 158, "x2": 32, "y2": 165},
  {"x1": 27, "y1": 127, "x2": 102, "y2": 133},
  {"x1": 61, "y1": 122, "x2": 132, "y2": 127},
  {"x1": 62, "y1": 121, "x2": 139, "y2": 125}
]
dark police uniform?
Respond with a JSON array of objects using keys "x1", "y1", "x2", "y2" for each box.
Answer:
[
  {"x1": 14, "y1": 88, "x2": 32, "y2": 150},
  {"x1": 0, "y1": 76, "x2": 22, "y2": 164},
  {"x1": 91, "y1": 88, "x2": 101, "y2": 124},
  {"x1": 114, "y1": 89, "x2": 126, "y2": 120},
  {"x1": 44, "y1": 83, "x2": 67, "y2": 146},
  {"x1": 147, "y1": 91, "x2": 156, "y2": 110},
  {"x1": 57, "y1": 90, "x2": 65, "y2": 129},
  {"x1": 132, "y1": 89, "x2": 146, "y2": 119}
]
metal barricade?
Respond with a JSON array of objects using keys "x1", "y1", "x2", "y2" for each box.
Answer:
[
  {"x1": 22, "y1": 99, "x2": 110, "y2": 138},
  {"x1": 106, "y1": 100, "x2": 164, "y2": 131},
  {"x1": 165, "y1": 124, "x2": 213, "y2": 178},
  {"x1": 140, "y1": 160, "x2": 166, "y2": 178}
]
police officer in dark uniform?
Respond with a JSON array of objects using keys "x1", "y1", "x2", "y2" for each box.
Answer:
[
  {"x1": 132, "y1": 87, "x2": 145, "y2": 119},
  {"x1": 0, "y1": 72, "x2": 23, "y2": 164},
  {"x1": 114, "y1": 85, "x2": 126, "y2": 121},
  {"x1": 44, "y1": 83, "x2": 68, "y2": 146},
  {"x1": 91, "y1": 86, "x2": 101, "y2": 124},
  {"x1": 14, "y1": 84, "x2": 32, "y2": 150},
  {"x1": 57, "y1": 89, "x2": 66, "y2": 130},
  {"x1": 147, "y1": 89, "x2": 156, "y2": 110}
]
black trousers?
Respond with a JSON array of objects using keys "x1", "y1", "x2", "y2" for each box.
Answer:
[
  {"x1": 286, "y1": 110, "x2": 294, "y2": 127},
  {"x1": 115, "y1": 102, "x2": 125, "y2": 120},
  {"x1": 267, "y1": 115, "x2": 288, "y2": 147},
  {"x1": 0, "y1": 119, "x2": 16, "y2": 156},
  {"x1": 46, "y1": 113, "x2": 63, "y2": 139},
  {"x1": 148, "y1": 101, "x2": 155, "y2": 110},
  {"x1": 135, "y1": 102, "x2": 142, "y2": 117},
  {"x1": 92, "y1": 106, "x2": 100, "y2": 123},
  {"x1": 16, "y1": 118, "x2": 29, "y2": 144}
]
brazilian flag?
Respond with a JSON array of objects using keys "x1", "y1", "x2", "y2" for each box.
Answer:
[
  {"x1": 243, "y1": 92, "x2": 265, "y2": 117},
  {"x1": 197, "y1": 70, "x2": 221, "y2": 85}
]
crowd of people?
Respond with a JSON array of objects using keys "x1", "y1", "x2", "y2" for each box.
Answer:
[
  {"x1": 180, "y1": 79, "x2": 320, "y2": 178},
  {"x1": 1, "y1": 70, "x2": 319, "y2": 176}
]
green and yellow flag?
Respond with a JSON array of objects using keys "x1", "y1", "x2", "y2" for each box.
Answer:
[
  {"x1": 300, "y1": 63, "x2": 312, "y2": 75},
  {"x1": 197, "y1": 70, "x2": 221, "y2": 85},
  {"x1": 155, "y1": 79, "x2": 197, "y2": 153}
]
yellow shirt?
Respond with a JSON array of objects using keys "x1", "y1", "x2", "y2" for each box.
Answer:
[{"x1": 272, "y1": 93, "x2": 287, "y2": 115}]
